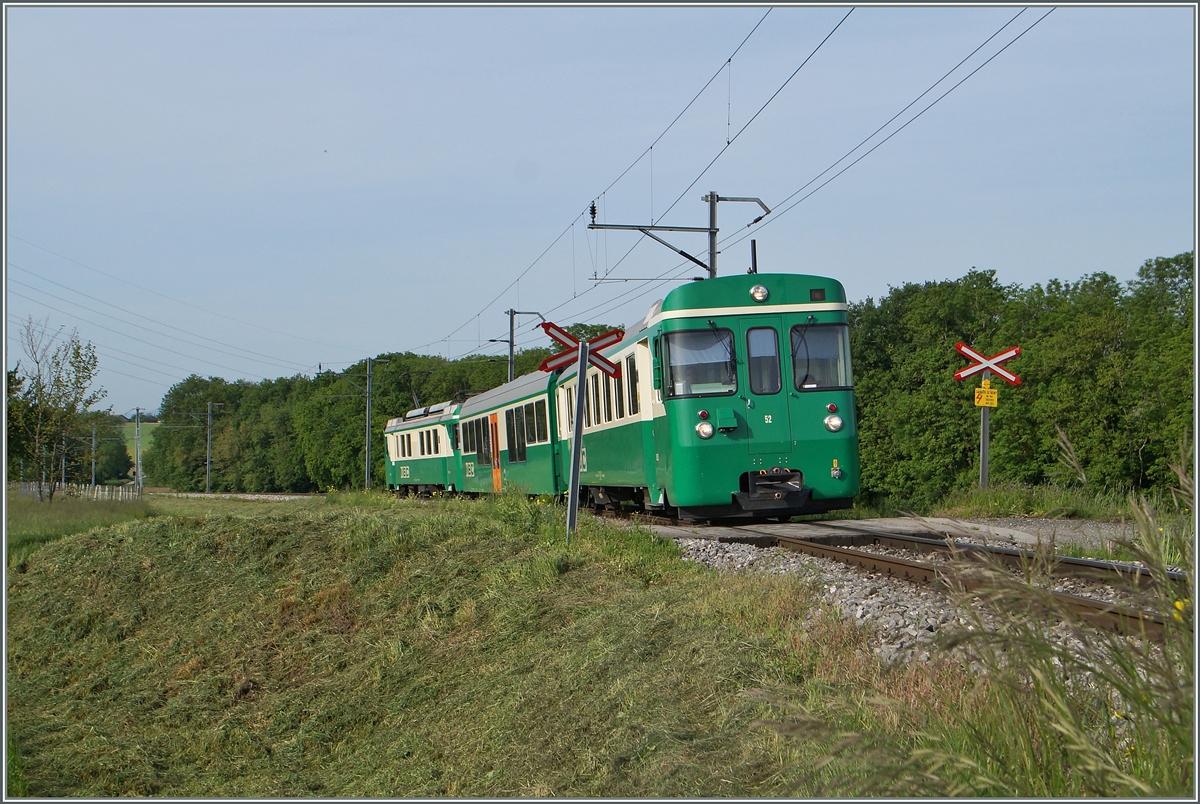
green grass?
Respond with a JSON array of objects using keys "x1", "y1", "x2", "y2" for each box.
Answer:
[
  {"x1": 5, "y1": 490, "x2": 1192, "y2": 796},
  {"x1": 932, "y1": 480, "x2": 1132, "y2": 520},
  {"x1": 6, "y1": 491, "x2": 156, "y2": 567}
]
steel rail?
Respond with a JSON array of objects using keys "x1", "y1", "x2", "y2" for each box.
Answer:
[
  {"x1": 743, "y1": 531, "x2": 1171, "y2": 641},
  {"x1": 802, "y1": 520, "x2": 1190, "y2": 587}
]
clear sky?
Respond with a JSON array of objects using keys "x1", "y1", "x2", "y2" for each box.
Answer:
[{"x1": 4, "y1": 4, "x2": 1195, "y2": 417}]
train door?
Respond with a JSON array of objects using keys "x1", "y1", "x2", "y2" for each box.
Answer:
[
  {"x1": 738, "y1": 317, "x2": 792, "y2": 457},
  {"x1": 489, "y1": 413, "x2": 502, "y2": 492}
]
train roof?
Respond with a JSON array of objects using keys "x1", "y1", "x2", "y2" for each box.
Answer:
[
  {"x1": 659, "y1": 272, "x2": 847, "y2": 313},
  {"x1": 384, "y1": 401, "x2": 460, "y2": 432},
  {"x1": 457, "y1": 371, "x2": 553, "y2": 418}
]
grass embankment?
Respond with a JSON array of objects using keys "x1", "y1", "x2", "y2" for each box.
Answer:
[
  {"x1": 6, "y1": 491, "x2": 1193, "y2": 796},
  {"x1": 6, "y1": 492, "x2": 156, "y2": 567}
]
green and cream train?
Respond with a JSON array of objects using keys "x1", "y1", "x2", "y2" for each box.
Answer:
[{"x1": 384, "y1": 273, "x2": 859, "y2": 521}]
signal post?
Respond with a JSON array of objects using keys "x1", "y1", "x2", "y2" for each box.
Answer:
[
  {"x1": 537, "y1": 322, "x2": 625, "y2": 544},
  {"x1": 953, "y1": 342, "x2": 1021, "y2": 489}
]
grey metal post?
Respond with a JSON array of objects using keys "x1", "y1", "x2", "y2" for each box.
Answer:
[
  {"x1": 508, "y1": 309, "x2": 516, "y2": 382},
  {"x1": 566, "y1": 340, "x2": 590, "y2": 544},
  {"x1": 135, "y1": 407, "x2": 142, "y2": 492},
  {"x1": 61, "y1": 435, "x2": 66, "y2": 485},
  {"x1": 206, "y1": 402, "x2": 215, "y2": 493},
  {"x1": 707, "y1": 190, "x2": 718, "y2": 278},
  {"x1": 365, "y1": 357, "x2": 373, "y2": 490},
  {"x1": 980, "y1": 370, "x2": 991, "y2": 488},
  {"x1": 91, "y1": 423, "x2": 97, "y2": 487}
]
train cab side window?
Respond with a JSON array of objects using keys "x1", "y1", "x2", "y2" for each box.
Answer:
[
  {"x1": 664, "y1": 328, "x2": 737, "y2": 398},
  {"x1": 626, "y1": 355, "x2": 640, "y2": 415},
  {"x1": 433, "y1": 428, "x2": 440, "y2": 455},
  {"x1": 747, "y1": 327, "x2": 782, "y2": 394},
  {"x1": 790, "y1": 323, "x2": 853, "y2": 390},
  {"x1": 534, "y1": 399, "x2": 548, "y2": 442},
  {"x1": 603, "y1": 374, "x2": 613, "y2": 422}
]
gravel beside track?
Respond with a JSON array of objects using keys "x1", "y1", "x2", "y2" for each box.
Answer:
[{"x1": 670, "y1": 517, "x2": 1143, "y2": 665}]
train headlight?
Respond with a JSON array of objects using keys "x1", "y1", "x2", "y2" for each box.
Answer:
[
  {"x1": 695, "y1": 421, "x2": 715, "y2": 439},
  {"x1": 750, "y1": 284, "x2": 770, "y2": 303},
  {"x1": 823, "y1": 414, "x2": 844, "y2": 432}
]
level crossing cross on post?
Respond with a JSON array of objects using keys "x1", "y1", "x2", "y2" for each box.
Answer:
[
  {"x1": 953, "y1": 342, "x2": 1022, "y2": 385},
  {"x1": 538, "y1": 322, "x2": 624, "y2": 378},
  {"x1": 953, "y1": 341, "x2": 1022, "y2": 489},
  {"x1": 536, "y1": 322, "x2": 625, "y2": 543}
]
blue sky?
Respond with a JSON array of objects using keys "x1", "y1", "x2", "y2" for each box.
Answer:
[{"x1": 4, "y1": 5, "x2": 1195, "y2": 416}]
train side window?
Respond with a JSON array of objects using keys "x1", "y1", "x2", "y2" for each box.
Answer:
[
  {"x1": 401, "y1": 434, "x2": 408, "y2": 458},
  {"x1": 591, "y1": 373, "x2": 601, "y2": 426},
  {"x1": 505, "y1": 407, "x2": 525, "y2": 462},
  {"x1": 505, "y1": 409, "x2": 517, "y2": 463},
  {"x1": 747, "y1": 327, "x2": 782, "y2": 394},
  {"x1": 626, "y1": 355, "x2": 640, "y2": 415},
  {"x1": 515, "y1": 407, "x2": 527, "y2": 461},
  {"x1": 614, "y1": 368, "x2": 625, "y2": 419},
  {"x1": 523, "y1": 402, "x2": 536, "y2": 445},
  {"x1": 534, "y1": 399, "x2": 548, "y2": 442},
  {"x1": 479, "y1": 419, "x2": 491, "y2": 465},
  {"x1": 433, "y1": 428, "x2": 440, "y2": 455},
  {"x1": 584, "y1": 377, "x2": 593, "y2": 429},
  {"x1": 603, "y1": 374, "x2": 613, "y2": 422}
]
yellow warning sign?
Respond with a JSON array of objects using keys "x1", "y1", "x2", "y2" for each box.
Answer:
[{"x1": 975, "y1": 386, "x2": 998, "y2": 407}]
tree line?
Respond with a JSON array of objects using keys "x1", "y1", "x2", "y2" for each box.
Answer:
[
  {"x1": 139, "y1": 327, "x2": 613, "y2": 493},
  {"x1": 13, "y1": 255, "x2": 1189, "y2": 504},
  {"x1": 850, "y1": 252, "x2": 1192, "y2": 505}
]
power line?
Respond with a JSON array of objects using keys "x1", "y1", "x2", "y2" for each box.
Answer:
[
  {"x1": 649, "y1": 7, "x2": 856, "y2": 233},
  {"x1": 6, "y1": 233, "x2": 359, "y2": 353},
  {"x1": 741, "y1": 8, "x2": 1056, "y2": 244},
  {"x1": 6, "y1": 314, "x2": 179, "y2": 387},
  {"x1": 509, "y1": 7, "x2": 1057, "y2": 340},
  {"x1": 7, "y1": 262, "x2": 312, "y2": 372},
  {"x1": 421, "y1": 10, "x2": 777, "y2": 355},
  {"x1": 7, "y1": 290, "x2": 270, "y2": 379},
  {"x1": 7, "y1": 278, "x2": 298, "y2": 373}
]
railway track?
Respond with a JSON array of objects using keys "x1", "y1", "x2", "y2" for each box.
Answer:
[{"x1": 605, "y1": 510, "x2": 1184, "y2": 641}]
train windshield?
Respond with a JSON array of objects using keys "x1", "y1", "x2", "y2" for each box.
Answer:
[
  {"x1": 790, "y1": 323, "x2": 852, "y2": 390},
  {"x1": 664, "y1": 328, "x2": 737, "y2": 397}
]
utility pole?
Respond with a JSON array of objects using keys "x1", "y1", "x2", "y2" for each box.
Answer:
[
  {"x1": 92, "y1": 423, "x2": 97, "y2": 487},
  {"x1": 588, "y1": 192, "x2": 770, "y2": 279},
  {"x1": 364, "y1": 357, "x2": 391, "y2": 490},
  {"x1": 206, "y1": 401, "x2": 225, "y2": 493},
  {"x1": 134, "y1": 407, "x2": 142, "y2": 493},
  {"x1": 490, "y1": 310, "x2": 546, "y2": 382}
]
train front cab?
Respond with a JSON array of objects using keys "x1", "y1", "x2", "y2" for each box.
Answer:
[{"x1": 654, "y1": 280, "x2": 860, "y2": 521}]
